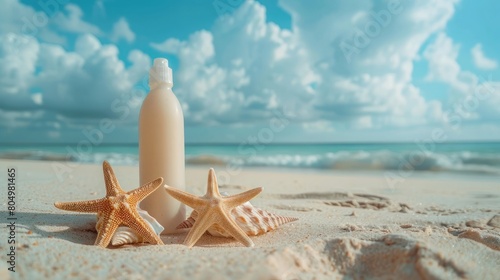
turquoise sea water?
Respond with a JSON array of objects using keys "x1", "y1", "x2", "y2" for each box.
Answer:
[{"x1": 1, "y1": 142, "x2": 500, "y2": 176}]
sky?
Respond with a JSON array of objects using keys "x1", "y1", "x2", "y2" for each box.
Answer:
[{"x1": 0, "y1": 0, "x2": 500, "y2": 144}]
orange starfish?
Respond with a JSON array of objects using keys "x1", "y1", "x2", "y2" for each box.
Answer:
[
  {"x1": 54, "y1": 161, "x2": 164, "y2": 248},
  {"x1": 165, "y1": 168, "x2": 262, "y2": 247}
]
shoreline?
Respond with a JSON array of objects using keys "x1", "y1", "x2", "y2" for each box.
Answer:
[
  {"x1": 2, "y1": 157, "x2": 500, "y2": 180},
  {"x1": 2, "y1": 141, "x2": 500, "y2": 177},
  {"x1": 0, "y1": 159, "x2": 498, "y2": 279}
]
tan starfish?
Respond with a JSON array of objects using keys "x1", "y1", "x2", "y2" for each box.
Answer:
[
  {"x1": 165, "y1": 168, "x2": 263, "y2": 247},
  {"x1": 54, "y1": 161, "x2": 164, "y2": 248}
]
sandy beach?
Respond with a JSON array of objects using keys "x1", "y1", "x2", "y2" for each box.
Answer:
[{"x1": 1, "y1": 159, "x2": 499, "y2": 280}]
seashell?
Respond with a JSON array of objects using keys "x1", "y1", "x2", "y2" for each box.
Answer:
[
  {"x1": 96, "y1": 207, "x2": 164, "y2": 246},
  {"x1": 177, "y1": 192, "x2": 297, "y2": 238}
]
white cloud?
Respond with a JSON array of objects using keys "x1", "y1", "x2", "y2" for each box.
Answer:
[
  {"x1": 155, "y1": 4, "x2": 319, "y2": 125},
  {"x1": 92, "y1": 0, "x2": 106, "y2": 18},
  {"x1": 0, "y1": 0, "x2": 148, "y2": 136},
  {"x1": 424, "y1": 33, "x2": 500, "y2": 121},
  {"x1": 32, "y1": 93, "x2": 43, "y2": 105},
  {"x1": 153, "y1": 0, "x2": 459, "y2": 128},
  {"x1": 0, "y1": 32, "x2": 151, "y2": 128},
  {"x1": 0, "y1": 0, "x2": 66, "y2": 44},
  {"x1": 423, "y1": 32, "x2": 473, "y2": 92},
  {"x1": 36, "y1": 33, "x2": 146, "y2": 119},
  {"x1": 53, "y1": 4, "x2": 101, "y2": 35},
  {"x1": 0, "y1": 0, "x2": 102, "y2": 43},
  {"x1": 127, "y1": 49, "x2": 152, "y2": 84},
  {"x1": 302, "y1": 120, "x2": 334, "y2": 132},
  {"x1": 0, "y1": 33, "x2": 40, "y2": 110},
  {"x1": 0, "y1": 109, "x2": 45, "y2": 130},
  {"x1": 150, "y1": 38, "x2": 183, "y2": 53},
  {"x1": 291, "y1": 0, "x2": 457, "y2": 127},
  {"x1": 110, "y1": 17, "x2": 135, "y2": 43},
  {"x1": 2, "y1": 0, "x2": 499, "y2": 143},
  {"x1": 162, "y1": 30, "x2": 250, "y2": 125},
  {"x1": 471, "y1": 43, "x2": 498, "y2": 70}
]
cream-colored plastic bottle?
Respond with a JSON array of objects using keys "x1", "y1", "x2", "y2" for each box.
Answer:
[{"x1": 139, "y1": 58, "x2": 185, "y2": 234}]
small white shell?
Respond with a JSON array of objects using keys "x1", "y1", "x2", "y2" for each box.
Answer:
[
  {"x1": 96, "y1": 207, "x2": 164, "y2": 246},
  {"x1": 177, "y1": 192, "x2": 297, "y2": 238}
]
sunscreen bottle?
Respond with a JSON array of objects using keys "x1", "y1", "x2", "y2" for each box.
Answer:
[{"x1": 139, "y1": 58, "x2": 185, "y2": 233}]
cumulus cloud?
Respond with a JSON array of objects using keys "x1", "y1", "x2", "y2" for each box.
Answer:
[
  {"x1": 0, "y1": 33, "x2": 40, "y2": 110},
  {"x1": 0, "y1": 109, "x2": 44, "y2": 129},
  {"x1": 471, "y1": 43, "x2": 498, "y2": 70},
  {"x1": 151, "y1": 3, "x2": 322, "y2": 125},
  {"x1": 2, "y1": 0, "x2": 499, "y2": 143},
  {"x1": 155, "y1": 30, "x2": 251, "y2": 125},
  {"x1": 150, "y1": 38, "x2": 183, "y2": 53},
  {"x1": 40, "y1": 33, "x2": 148, "y2": 119},
  {"x1": 0, "y1": 0, "x2": 150, "y2": 143},
  {"x1": 280, "y1": 0, "x2": 459, "y2": 128},
  {"x1": 53, "y1": 4, "x2": 102, "y2": 35},
  {"x1": 0, "y1": 0, "x2": 66, "y2": 44},
  {"x1": 93, "y1": 0, "x2": 106, "y2": 18},
  {"x1": 423, "y1": 33, "x2": 475, "y2": 93},
  {"x1": 110, "y1": 17, "x2": 135, "y2": 43},
  {"x1": 0, "y1": 0, "x2": 103, "y2": 43},
  {"x1": 152, "y1": 0, "x2": 460, "y2": 129},
  {"x1": 0, "y1": 32, "x2": 151, "y2": 128},
  {"x1": 424, "y1": 33, "x2": 500, "y2": 121}
]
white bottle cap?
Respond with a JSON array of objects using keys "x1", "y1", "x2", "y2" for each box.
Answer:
[{"x1": 149, "y1": 58, "x2": 173, "y2": 89}]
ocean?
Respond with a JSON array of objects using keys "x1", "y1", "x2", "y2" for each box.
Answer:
[{"x1": 1, "y1": 142, "x2": 500, "y2": 176}]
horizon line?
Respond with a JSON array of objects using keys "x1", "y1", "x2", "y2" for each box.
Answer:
[{"x1": 1, "y1": 140, "x2": 500, "y2": 146}]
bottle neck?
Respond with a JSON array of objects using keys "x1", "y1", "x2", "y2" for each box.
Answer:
[{"x1": 150, "y1": 81, "x2": 173, "y2": 91}]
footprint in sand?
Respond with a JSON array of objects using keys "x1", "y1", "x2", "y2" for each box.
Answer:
[
  {"x1": 268, "y1": 234, "x2": 467, "y2": 279},
  {"x1": 457, "y1": 229, "x2": 500, "y2": 251},
  {"x1": 272, "y1": 204, "x2": 320, "y2": 212},
  {"x1": 487, "y1": 215, "x2": 500, "y2": 228},
  {"x1": 219, "y1": 184, "x2": 246, "y2": 190},
  {"x1": 446, "y1": 215, "x2": 500, "y2": 251},
  {"x1": 268, "y1": 192, "x2": 411, "y2": 213}
]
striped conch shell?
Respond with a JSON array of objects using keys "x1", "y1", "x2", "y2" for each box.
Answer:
[
  {"x1": 96, "y1": 207, "x2": 164, "y2": 246},
  {"x1": 177, "y1": 192, "x2": 297, "y2": 237}
]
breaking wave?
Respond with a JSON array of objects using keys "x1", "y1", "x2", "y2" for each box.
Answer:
[
  {"x1": 185, "y1": 151, "x2": 500, "y2": 175},
  {"x1": 2, "y1": 148, "x2": 500, "y2": 175}
]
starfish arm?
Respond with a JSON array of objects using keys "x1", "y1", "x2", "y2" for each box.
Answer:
[
  {"x1": 102, "y1": 161, "x2": 124, "y2": 196},
  {"x1": 206, "y1": 168, "x2": 221, "y2": 197},
  {"x1": 127, "y1": 177, "x2": 163, "y2": 205},
  {"x1": 165, "y1": 186, "x2": 206, "y2": 210},
  {"x1": 123, "y1": 211, "x2": 164, "y2": 245},
  {"x1": 94, "y1": 211, "x2": 120, "y2": 247},
  {"x1": 216, "y1": 208, "x2": 254, "y2": 247},
  {"x1": 183, "y1": 208, "x2": 216, "y2": 248},
  {"x1": 54, "y1": 199, "x2": 105, "y2": 213},
  {"x1": 224, "y1": 187, "x2": 263, "y2": 209}
]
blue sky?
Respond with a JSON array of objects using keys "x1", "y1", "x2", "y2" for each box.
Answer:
[{"x1": 1, "y1": 0, "x2": 500, "y2": 144}]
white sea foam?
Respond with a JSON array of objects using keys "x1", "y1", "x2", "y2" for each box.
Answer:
[
  {"x1": 2, "y1": 147, "x2": 500, "y2": 175},
  {"x1": 186, "y1": 150, "x2": 500, "y2": 175}
]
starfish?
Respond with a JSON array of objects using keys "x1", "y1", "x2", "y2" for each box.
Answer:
[
  {"x1": 54, "y1": 161, "x2": 164, "y2": 248},
  {"x1": 165, "y1": 168, "x2": 263, "y2": 248}
]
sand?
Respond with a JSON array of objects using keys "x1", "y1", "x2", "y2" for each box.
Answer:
[{"x1": 0, "y1": 159, "x2": 499, "y2": 280}]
